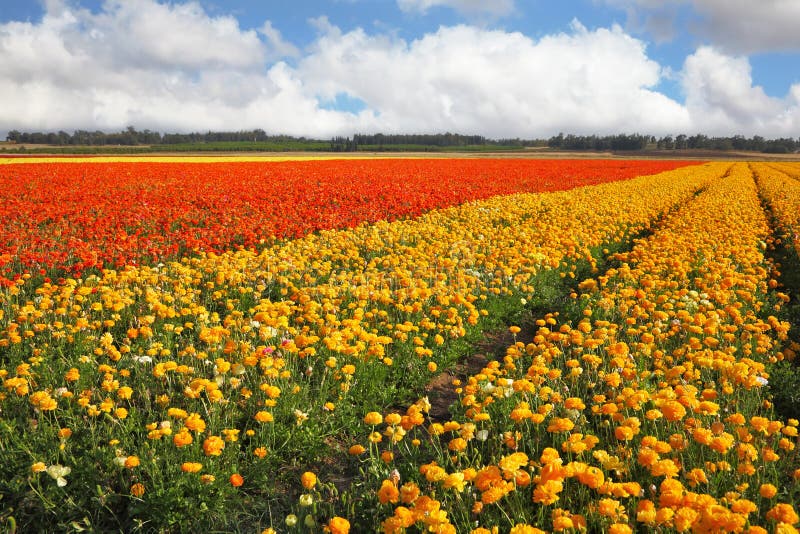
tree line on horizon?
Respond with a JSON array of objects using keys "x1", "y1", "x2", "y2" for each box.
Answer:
[
  {"x1": 547, "y1": 133, "x2": 799, "y2": 154},
  {"x1": 4, "y1": 127, "x2": 799, "y2": 154}
]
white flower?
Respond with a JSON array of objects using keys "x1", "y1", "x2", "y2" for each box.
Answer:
[
  {"x1": 294, "y1": 409, "x2": 309, "y2": 426},
  {"x1": 755, "y1": 376, "x2": 768, "y2": 386},
  {"x1": 476, "y1": 429, "x2": 489, "y2": 442},
  {"x1": 46, "y1": 464, "x2": 71, "y2": 487}
]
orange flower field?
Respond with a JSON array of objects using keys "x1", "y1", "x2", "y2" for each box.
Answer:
[{"x1": 0, "y1": 158, "x2": 798, "y2": 533}]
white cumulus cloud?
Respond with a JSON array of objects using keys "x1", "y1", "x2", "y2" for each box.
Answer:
[
  {"x1": 298, "y1": 20, "x2": 690, "y2": 137},
  {"x1": 0, "y1": 0, "x2": 798, "y2": 139},
  {"x1": 681, "y1": 46, "x2": 800, "y2": 135},
  {"x1": 0, "y1": 0, "x2": 372, "y2": 136}
]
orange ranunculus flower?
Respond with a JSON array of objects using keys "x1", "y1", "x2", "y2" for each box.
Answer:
[
  {"x1": 64, "y1": 368, "x2": 80, "y2": 382},
  {"x1": 608, "y1": 524, "x2": 632, "y2": 534},
  {"x1": 673, "y1": 507, "x2": 699, "y2": 532},
  {"x1": 229, "y1": 474, "x2": 244, "y2": 487},
  {"x1": 766, "y1": 503, "x2": 799, "y2": 525},
  {"x1": 326, "y1": 517, "x2": 350, "y2": 534},
  {"x1": 348, "y1": 444, "x2": 365, "y2": 455},
  {"x1": 254, "y1": 410, "x2": 274, "y2": 423},
  {"x1": 759, "y1": 484, "x2": 778, "y2": 498},
  {"x1": 576, "y1": 465, "x2": 604, "y2": 489},
  {"x1": 130, "y1": 483, "x2": 145, "y2": 497},
  {"x1": 547, "y1": 418, "x2": 574, "y2": 433},
  {"x1": 660, "y1": 400, "x2": 686, "y2": 422},
  {"x1": 378, "y1": 479, "x2": 399, "y2": 504},
  {"x1": 31, "y1": 462, "x2": 47, "y2": 473},
  {"x1": 184, "y1": 413, "x2": 206, "y2": 433},
  {"x1": 301, "y1": 471, "x2": 317, "y2": 489},
  {"x1": 532, "y1": 479, "x2": 563, "y2": 505},
  {"x1": 173, "y1": 429, "x2": 193, "y2": 447},
  {"x1": 202, "y1": 435, "x2": 225, "y2": 456}
]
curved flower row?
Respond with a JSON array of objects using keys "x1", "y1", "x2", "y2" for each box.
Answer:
[
  {"x1": 0, "y1": 163, "x2": 720, "y2": 531},
  {"x1": 354, "y1": 163, "x2": 798, "y2": 533},
  {"x1": 0, "y1": 158, "x2": 694, "y2": 283},
  {"x1": 753, "y1": 162, "x2": 800, "y2": 258}
]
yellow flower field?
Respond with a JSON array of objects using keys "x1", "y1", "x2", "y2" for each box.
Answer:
[{"x1": 349, "y1": 163, "x2": 800, "y2": 532}]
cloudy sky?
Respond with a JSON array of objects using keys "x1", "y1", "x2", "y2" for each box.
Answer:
[{"x1": 1, "y1": 0, "x2": 799, "y2": 138}]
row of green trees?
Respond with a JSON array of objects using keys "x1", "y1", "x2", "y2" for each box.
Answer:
[
  {"x1": 548, "y1": 133, "x2": 799, "y2": 154},
  {"x1": 4, "y1": 128, "x2": 315, "y2": 147},
  {"x1": 548, "y1": 133, "x2": 653, "y2": 151},
  {"x1": 654, "y1": 134, "x2": 798, "y2": 153},
  {"x1": 5, "y1": 128, "x2": 799, "y2": 154}
]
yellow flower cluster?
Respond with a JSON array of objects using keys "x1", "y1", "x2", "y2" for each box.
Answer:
[
  {"x1": 754, "y1": 162, "x2": 800, "y2": 259},
  {"x1": 359, "y1": 163, "x2": 800, "y2": 532}
]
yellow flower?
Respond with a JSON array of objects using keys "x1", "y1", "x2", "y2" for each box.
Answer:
[
  {"x1": 364, "y1": 412, "x2": 383, "y2": 425},
  {"x1": 181, "y1": 462, "x2": 203, "y2": 473},
  {"x1": 254, "y1": 410, "x2": 274, "y2": 423},
  {"x1": 31, "y1": 462, "x2": 47, "y2": 473},
  {"x1": 64, "y1": 368, "x2": 80, "y2": 382}
]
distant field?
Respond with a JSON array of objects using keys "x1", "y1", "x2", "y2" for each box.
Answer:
[
  {"x1": 2, "y1": 141, "x2": 798, "y2": 160},
  {"x1": 0, "y1": 140, "x2": 523, "y2": 154}
]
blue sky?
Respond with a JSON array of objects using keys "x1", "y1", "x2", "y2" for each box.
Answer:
[{"x1": 1, "y1": 0, "x2": 799, "y2": 137}]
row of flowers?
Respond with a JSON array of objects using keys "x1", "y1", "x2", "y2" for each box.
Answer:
[
  {"x1": 349, "y1": 163, "x2": 799, "y2": 532},
  {"x1": 0, "y1": 158, "x2": 692, "y2": 284},
  {"x1": 0, "y1": 162, "x2": 719, "y2": 531},
  {"x1": 754, "y1": 162, "x2": 800, "y2": 259}
]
